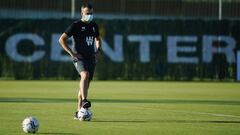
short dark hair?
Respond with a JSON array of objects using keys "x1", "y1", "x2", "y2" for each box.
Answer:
[{"x1": 81, "y1": 3, "x2": 93, "y2": 10}]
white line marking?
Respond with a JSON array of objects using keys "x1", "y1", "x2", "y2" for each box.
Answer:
[
  {"x1": 165, "y1": 109, "x2": 240, "y2": 119},
  {"x1": 109, "y1": 105, "x2": 240, "y2": 119}
]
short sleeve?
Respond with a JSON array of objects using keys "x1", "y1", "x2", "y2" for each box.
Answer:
[{"x1": 64, "y1": 23, "x2": 76, "y2": 37}]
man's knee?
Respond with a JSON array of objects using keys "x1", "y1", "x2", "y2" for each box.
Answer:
[{"x1": 80, "y1": 71, "x2": 90, "y2": 80}]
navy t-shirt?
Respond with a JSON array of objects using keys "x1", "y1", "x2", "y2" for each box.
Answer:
[{"x1": 64, "y1": 20, "x2": 99, "y2": 60}]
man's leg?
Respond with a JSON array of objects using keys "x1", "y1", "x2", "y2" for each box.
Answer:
[
  {"x1": 80, "y1": 71, "x2": 89, "y2": 100},
  {"x1": 77, "y1": 71, "x2": 91, "y2": 110},
  {"x1": 77, "y1": 80, "x2": 91, "y2": 110},
  {"x1": 74, "y1": 60, "x2": 95, "y2": 114},
  {"x1": 77, "y1": 90, "x2": 82, "y2": 111}
]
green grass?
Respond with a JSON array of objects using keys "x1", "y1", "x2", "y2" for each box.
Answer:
[{"x1": 0, "y1": 81, "x2": 240, "y2": 135}]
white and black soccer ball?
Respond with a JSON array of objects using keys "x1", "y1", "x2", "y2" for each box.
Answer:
[
  {"x1": 78, "y1": 108, "x2": 93, "y2": 121},
  {"x1": 22, "y1": 116, "x2": 39, "y2": 133}
]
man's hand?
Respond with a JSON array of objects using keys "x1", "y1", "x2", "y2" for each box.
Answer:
[
  {"x1": 71, "y1": 53, "x2": 83, "y2": 62},
  {"x1": 95, "y1": 36, "x2": 102, "y2": 62},
  {"x1": 95, "y1": 51, "x2": 101, "y2": 62}
]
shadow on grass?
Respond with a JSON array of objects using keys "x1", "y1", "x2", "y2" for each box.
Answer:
[
  {"x1": 38, "y1": 132, "x2": 80, "y2": 135},
  {"x1": 0, "y1": 98, "x2": 240, "y2": 106},
  {"x1": 92, "y1": 119, "x2": 240, "y2": 124}
]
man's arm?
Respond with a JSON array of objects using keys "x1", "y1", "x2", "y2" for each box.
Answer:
[
  {"x1": 95, "y1": 36, "x2": 102, "y2": 52},
  {"x1": 59, "y1": 33, "x2": 82, "y2": 61},
  {"x1": 58, "y1": 33, "x2": 74, "y2": 57},
  {"x1": 95, "y1": 36, "x2": 102, "y2": 60}
]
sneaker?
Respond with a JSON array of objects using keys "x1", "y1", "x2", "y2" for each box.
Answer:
[
  {"x1": 82, "y1": 99, "x2": 91, "y2": 108},
  {"x1": 74, "y1": 111, "x2": 79, "y2": 120}
]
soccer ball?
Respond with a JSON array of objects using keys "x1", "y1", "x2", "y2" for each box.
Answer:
[
  {"x1": 22, "y1": 117, "x2": 39, "y2": 133},
  {"x1": 78, "y1": 107, "x2": 93, "y2": 121}
]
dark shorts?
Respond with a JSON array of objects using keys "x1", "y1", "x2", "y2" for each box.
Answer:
[{"x1": 73, "y1": 59, "x2": 96, "y2": 81}]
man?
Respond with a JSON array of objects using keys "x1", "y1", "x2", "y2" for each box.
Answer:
[{"x1": 58, "y1": 3, "x2": 102, "y2": 119}]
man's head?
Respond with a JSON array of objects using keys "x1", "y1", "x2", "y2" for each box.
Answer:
[{"x1": 81, "y1": 3, "x2": 93, "y2": 23}]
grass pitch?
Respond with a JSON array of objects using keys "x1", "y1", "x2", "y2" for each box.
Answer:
[{"x1": 0, "y1": 81, "x2": 240, "y2": 135}]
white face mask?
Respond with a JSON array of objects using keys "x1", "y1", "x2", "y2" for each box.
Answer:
[{"x1": 83, "y1": 14, "x2": 93, "y2": 22}]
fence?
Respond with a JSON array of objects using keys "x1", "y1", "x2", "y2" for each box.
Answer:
[{"x1": 0, "y1": 0, "x2": 240, "y2": 19}]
